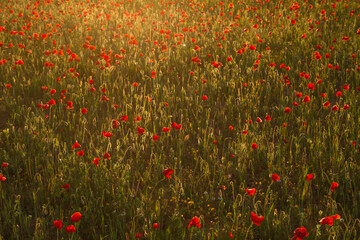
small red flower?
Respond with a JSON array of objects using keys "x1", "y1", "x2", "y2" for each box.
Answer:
[
  {"x1": 135, "y1": 233, "x2": 142, "y2": 238},
  {"x1": 92, "y1": 158, "x2": 100, "y2": 166},
  {"x1": 306, "y1": 174, "x2": 313, "y2": 181},
  {"x1": 202, "y1": 95, "x2": 208, "y2": 100},
  {"x1": 66, "y1": 101, "x2": 74, "y2": 109},
  {"x1": 100, "y1": 95, "x2": 109, "y2": 101},
  {"x1": 153, "y1": 135, "x2": 159, "y2": 141},
  {"x1": 319, "y1": 214, "x2": 340, "y2": 226},
  {"x1": 162, "y1": 127, "x2": 171, "y2": 132},
  {"x1": 331, "y1": 105, "x2": 338, "y2": 111},
  {"x1": 251, "y1": 143, "x2": 257, "y2": 149},
  {"x1": 343, "y1": 104, "x2": 350, "y2": 110},
  {"x1": 137, "y1": 127, "x2": 145, "y2": 135},
  {"x1": 303, "y1": 95, "x2": 311, "y2": 103},
  {"x1": 285, "y1": 107, "x2": 291, "y2": 113},
  {"x1": 153, "y1": 223, "x2": 160, "y2": 229},
  {"x1": 2, "y1": 163, "x2": 9, "y2": 168},
  {"x1": 188, "y1": 216, "x2": 201, "y2": 228},
  {"x1": 246, "y1": 188, "x2": 256, "y2": 196},
  {"x1": 71, "y1": 212, "x2": 82, "y2": 222},
  {"x1": 53, "y1": 220, "x2": 63, "y2": 229},
  {"x1": 65, "y1": 225, "x2": 76, "y2": 233},
  {"x1": 272, "y1": 174, "x2": 280, "y2": 182},
  {"x1": 72, "y1": 142, "x2": 81, "y2": 149},
  {"x1": 265, "y1": 115, "x2": 271, "y2": 121},
  {"x1": 248, "y1": 45, "x2": 256, "y2": 50},
  {"x1": 336, "y1": 91, "x2": 342, "y2": 97},
  {"x1": 76, "y1": 151, "x2": 84, "y2": 156},
  {"x1": 62, "y1": 184, "x2": 70, "y2": 189},
  {"x1": 151, "y1": 71, "x2": 156, "y2": 78},
  {"x1": 81, "y1": 108, "x2": 87, "y2": 114},
  {"x1": 119, "y1": 115, "x2": 128, "y2": 122},
  {"x1": 330, "y1": 182, "x2": 339, "y2": 191},
  {"x1": 103, "y1": 152, "x2": 111, "y2": 159},
  {"x1": 163, "y1": 168, "x2": 173, "y2": 178},
  {"x1": 251, "y1": 212, "x2": 264, "y2": 226},
  {"x1": 292, "y1": 226, "x2": 309, "y2": 240}
]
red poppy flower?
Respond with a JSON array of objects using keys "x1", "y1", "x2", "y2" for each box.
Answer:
[
  {"x1": 71, "y1": 212, "x2": 82, "y2": 222},
  {"x1": 248, "y1": 45, "x2": 256, "y2": 50},
  {"x1": 72, "y1": 142, "x2": 81, "y2": 149},
  {"x1": 153, "y1": 135, "x2": 159, "y2": 141},
  {"x1": 251, "y1": 143, "x2": 257, "y2": 149},
  {"x1": 306, "y1": 174, "x2": 313, "y2": 181},
  {"x1": 137, "y1": 127, "x2": 145, "y2": 135},
  {"x1": 265, "y1": 115, "x2": 271, "y2": 121},
  {"x1": 103, "y1": 152, "x2": 111, "y2": 159},
  {"x1": 319, "y1": 214, "x2": 340, "y2": 226},
  {"x1": 256, "y1": 117, "x2": 262, "y2": 123},
  {"x1": 53, "y1": 220, "x2": 63, "y2": 229},
  {"x1": 2, "y1": 163, "x2": 9, "y2": 168},
  {"x1": 162, "y1": 127, "x2": 171, "y2": 132},
  {"x1": 230, "y1": 232, "x2": 234, "y2": 238},
  {"x1": 246, "y1": 188, "x2": 256, "y2": 196},
  {"x1": 153, "y1": 223, "x2": 160, "y2": 229},
  {"x1": 285, "y1": 107, "x2": 291, "y2": 113},
  {"x1": 119, "y1": 115, "x2": 128, "y2": 122},
  {"x1": 92, "y1": 158, "x2": 100, "y2": 166},
  {"x1": 331, "y1": 105, "x2": 338, "y2": 111},
  {"x1": 202, "y1": 95, "x2": 208, "y2": 100},
  {"x1": 343, "y1": 104, "x2": 350, "y2": 110},
  {"x1": 330, "y1": 182, "x2": 339, "y2": 191},
  {"x1": 251, "y1": 212, "x2": 264, "y2": 226},
  {"x1": 66, "y1": 101, "x2": 74, "y2": 109},
  {"x1": 303, "y1": 95, "x2": 311, "y2": 103},
  {"x1": 292, "y1": 226, "x2": 309, "y2": 240},
  {"x1": 272, "y1": 174, "x2": 280, "y2": 182},
  {"x1": 100, "y1": 95, "x2": 109, "y2": 101},
  {"x1": 81, "y1": 108, "x2": 87, "y2": 114},
  {"x1": 307, "y1": 83, "x2": 315, "y2": 90},
  {"x1": 47, "y1": 99, "x2": 56, "y2": 105},
  {"x1": 0, "y1": 175, "x2": 6, "y2": 181},
  {"x1": 323, "y1": 101, "x2": 330, "y2": 107},
  {"x1": 163, "y1": 168, "x2": 173, "y2": 178},
  {"x1": 62, "y1": 184, "x2": 70, "y2": 189},
  {"x1": 103, "y1": 132, "x2": 113, "y2": 138},
  {"x1": 135, "y1": 233, "x2": 142, "y2": 238},
  {"x1": 65, "y1": 225, "x2": 76, "y2": 233},
  {"x1": 242, "y1": 130, "x2": 248, "y2": 135},
  {"x1": 336, "y1": 91, "x2": 342, "y2": 97},
  {"x1": 77, "y1": 151, "x2": 84, "y2": 156},
  {"x1": 188, "y1": 216, "x2": 201, "y2": 228}
]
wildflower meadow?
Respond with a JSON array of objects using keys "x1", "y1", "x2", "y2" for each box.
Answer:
[{"x1": 0, "y1": 0, "x2": 360, "y2": 239}]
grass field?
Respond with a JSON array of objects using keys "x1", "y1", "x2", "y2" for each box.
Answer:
[{"x1": 0, "y1": 0, "x2": 360, "y2": 239}]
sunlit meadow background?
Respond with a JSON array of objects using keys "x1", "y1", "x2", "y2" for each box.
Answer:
[{"x1": 0, "y1": 0, "x2": 360, "y2": 239}]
